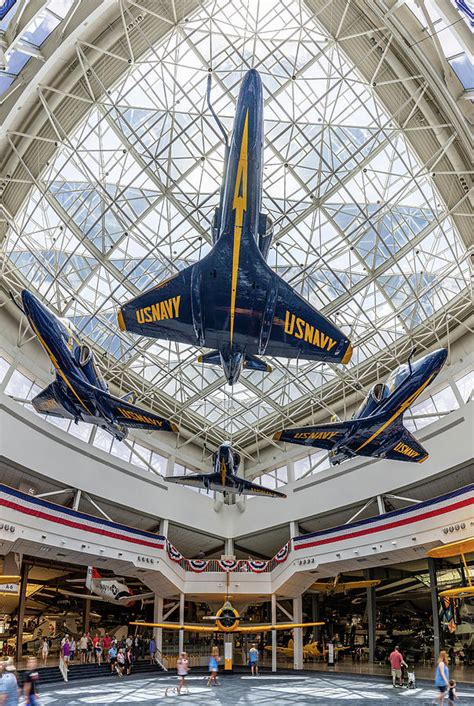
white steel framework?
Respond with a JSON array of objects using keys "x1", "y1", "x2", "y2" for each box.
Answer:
[{"x1": 0, "y1": 0, "x2": 472, "y2": 462}]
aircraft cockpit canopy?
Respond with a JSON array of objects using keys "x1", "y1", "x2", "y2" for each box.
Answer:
[
  {"x1": 370, "y1": 382, "x2": 390, "y2": 403},
  {"x1": 386, "y1": 364, "x2": 410, "y2": 393},
  {"x1": 78, "y1": 343, "x2": 92, "y2": 367}
]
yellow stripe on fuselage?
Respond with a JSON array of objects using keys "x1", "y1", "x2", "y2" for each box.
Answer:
[
  {"x1": 221, "y1": 457, "x2": 227, "y2": 488},
  {"x1": 29, "y1": 319, "x2": 93, "y2": 416},
  {"x1": 229, "y1": 110, "x2": 249, "y2": 346},
  {"x1": 356, "y1": 373, "x2": 435, "y2": 452}
]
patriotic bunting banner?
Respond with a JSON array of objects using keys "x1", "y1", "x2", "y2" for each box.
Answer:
[
  {"x1": 274, "y1": 542, "x2": 290, "y2": 564},
  {"x1": 218, "y1": 559, "x2": 239, "y2": 572},
  {"x1": 248, "y1": 560, "x2": 269, "y2": 573},
  {"x1": 167, "y1": 541, "x2": 184, "y2": 563},
  {"x1": 187, "y1": 559, "x2": 209, "y2": 572}
]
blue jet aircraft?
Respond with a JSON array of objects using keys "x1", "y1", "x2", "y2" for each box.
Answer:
[
  {"x1": 118, "y1": 69, "x2": 352, "y2": 384},
  {"x1": 20, "y1": 289, "x2": 178, "y2": 440},
  {"x1": 274, "y1": 348, "x2": 448, "y2": 464},
  {"x1": 165, "y1": 441, "x2": 286, "y2": 498}
]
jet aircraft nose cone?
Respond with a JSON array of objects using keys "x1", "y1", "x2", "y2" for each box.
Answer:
[
  {"x1": 241, "y1": 68, "x2": 262, "y2": 94},
  {"x1": 21, "y1": 289, "x2": 40, "y2": 317},
  {"x1": 433, "y1": 348, "x2": 448, "y2": 368}
]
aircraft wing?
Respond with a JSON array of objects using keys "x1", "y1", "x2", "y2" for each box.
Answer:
[
  {"x1": 66, "y1": 373, "x2": 178, "y2": 433},
  {"x1": 265, "y1": 273, "x2": 352, "y2": 364},
  {"x1": 94, "y1": 389, "x2": 178, "y2": 433},
  {"x1": 237, "y1": 621, "x2": 325, "y2": 633},
  {"x1": 236, "y1": 477, "x2": 287, "y2": 498},
  {"x1": 274, "y1": 420, "x2": 352, "y2": 450},
  {"x1": 380, "y1": 427, "x2": 429, "y2": 463},
  {"x1": 165, "y1": 474, "x2": 213, "y2": 489},
  {"x1": 57, "y1": 588, "x2": 107, "y2": 602},
  {"x1": 31, "y1": 384, "x2": 71, "y2": 418},
  {"x1": 129, "y1": 621, "x2": 217, "y2": 633},
  {"x1": 118, "y1": 265, "x2": 200, "y2": 346}
]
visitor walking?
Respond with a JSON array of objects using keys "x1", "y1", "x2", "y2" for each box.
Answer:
[
  {"x1": 79, "y1": 634, "x2": 88, "y2": 663},
  {"x1": 149, "y1": 637, "x2": 156, "y2": 664},
  {"x1": 70, "y1": 637, "x2": 76, "y2": 662},
  {"x1": 389, "y1": 645, "x2": 405, "y2": 688},
  {"x1": 23, "y1": 657, "x2": 40, "y2": 706},
  {"x1": 40, "y1": 638, "x2": 48, "y2": 668},
  {"x1": 248, "y1": 643, "x2": 259, "y2": 676},
  {"x1": 102, "y1": 633, "x2": 112, "y2": 662},
  {"x1": 207, "y1": 646, "x2": 220, "y2": 687},
  {"x1": 0, "y1": 660, "x2": 18, "y2": 706},
  {"x1": 108, "y1": 643, "x2": 117, "y2": 674},
  {"x1": 434, "y1": 651, "x2": 450, "y2": 705},
  {"x1": 166, "y1": 652, "x2": 189, "y2": 696}
]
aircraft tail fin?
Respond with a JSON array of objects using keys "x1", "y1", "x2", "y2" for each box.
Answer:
[
  {"x1": 86, "y1": 566, "x2": 100, "y2": 590},
  {"x1": 198, "y1": 350, "x2": 271, "y2": 373},
  {"x1": 120, "y1": 391, "x2": 137, "y2": 404}
]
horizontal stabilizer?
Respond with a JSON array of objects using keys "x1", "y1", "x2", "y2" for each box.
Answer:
[
  {"x1": 32, "y1": 383, "x2": 69, "y2": 418},
  {"x1": 382, "y1": 426, "x2": 429, "y2": 463},
  {"x1": 198, "y1": 350, "x2": 221, "y2": 366},
  {"x1": 198, "y1": 350, "x2": 271, "y2": 373},
  {"x1": 243, "y1": 353, "x2": 272, "y2": 372}
]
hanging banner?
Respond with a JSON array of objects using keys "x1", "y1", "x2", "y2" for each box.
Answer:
[
  {"x1": 248, "y1": 560, "x2": 269, "y2": 573},
  {"x1": 274, "y1": 542, "x2": 290, "y2": 564},
  {"x1": 217, "y1": 559, "x2": 239, "y2": 572},
  {"x1": 187, "y1": 559, "x2": 209, "y2": 573},
  {"x1": 167, "y1": 541, "x2": 183, "y2": 563}
]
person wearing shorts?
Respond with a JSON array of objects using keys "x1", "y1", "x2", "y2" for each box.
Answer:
[
  {"x1": 108, "y1": 644, "x2": 117, "y2": 674},
  {"x1": 166, "y1": 652, "x2": 189, "y2": 696},
  {"x1": 389, "y1": 645, "x2": 404, "y2": 687},
  {"x1": 248, "y1": 644, "x2": 259, "y2": 676},
  {"x1": 207, "y1": 647, "x2": 220, "y2": 687},
  {"x1": 434, "y1": 651, "x2": 450, "y2": 705}
]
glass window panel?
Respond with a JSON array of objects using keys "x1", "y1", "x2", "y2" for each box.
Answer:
[
  {"x1": 110, "y1": 439, "x2": 132, "y2": 462},
  {"x1": 93, "y1": 427, "x2": 113, "y2": 453},
  {"x1": 0, "y1": 357, "x2": 11, "y2": 384},
  {"x1": 455, "y1": 371, "x2": 473, "y2": 403},
  {"x1": 67, "y1": 421, "x2": 92, "y2": 442},
  {"x1": 5, "y1": 369, "x2": 34, "y2": 399},
  {"x1": 431, "y1": 386, "x2": 459, "y2": 414},
  {"x1": 151, "y1": 451, "x2": 167, "y2": 475}
]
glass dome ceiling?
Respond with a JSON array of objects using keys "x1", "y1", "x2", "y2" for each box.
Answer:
[{"x1": 2, "y1": 0, "x2": 470, "y2": 453}]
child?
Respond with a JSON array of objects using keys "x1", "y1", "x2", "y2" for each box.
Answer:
[{"x1": 448, "y1": 679, "x2": 458, "y2": 704}]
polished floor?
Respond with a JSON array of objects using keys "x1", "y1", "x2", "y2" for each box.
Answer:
[{"x1": 34, "y1": 673, "x2": 474, "y2": 704}]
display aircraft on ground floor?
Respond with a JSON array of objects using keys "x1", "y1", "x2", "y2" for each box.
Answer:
[
  {"x1": 274, "y1": 347, "x2": 448, "y2": 464},
  {"x1": 19, "y1": 289, "x2": 177, "y2": 440},
  {"x1": 165, "y1": 440, "x2": 286, "y2": 498},
  {"x1": 131, "y1": 599, "x2": 323, "y2": 634},
  {"x1": 59, "y1": 567, "x2": 155, "y2": 606},
  {"x1": 118, "y1": 68, "x2": 352, "y2": 384},
  {"x1": 264, "y1": 638, "x2": 349, "y2": 660}
]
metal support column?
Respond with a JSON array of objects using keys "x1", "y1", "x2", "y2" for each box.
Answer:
[
  {"x1": 83, "y1": 597, "x2": 91, "y2": 634},
  {"x1": 289, "y1": 521, "x2": 299, "y2": 539},
  {"x1": 428, "y1": 557, "x2": 440, "y2": 657},
  {"x1": 365, "y1": 569, "x2": 376, "y2": 663},
  {"x1": 225, "y1": 538, "x2": 234, "y2": 555},
  {"x1": 153, "y1": 595, "x2": 164, "y2": 653},
  {"x1": 293, "y1": 596, "x2": 303, "y2": 670},
  {"x1": 271, "y1": 594, "x2": 277, "y2": 673},
  {"x1": 178, "y1": 592, "x2": 185, "y2": 654},
  {"x1": 15, "y1": 561, "x2": 28, "y2": 663}
]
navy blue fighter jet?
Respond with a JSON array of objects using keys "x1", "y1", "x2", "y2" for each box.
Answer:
[
  {"x1": 165, "y1": 441, "x2": 286, "y2": 498},
  {"x1": 274, "y1": 348, "x2": 448, "y2": 464},
  {"x1": 20, "y1": 289, "x2": 177, "y2": 440},
  {"x1": 118, "y1": 69, "x2": 352, "y2": 384}
]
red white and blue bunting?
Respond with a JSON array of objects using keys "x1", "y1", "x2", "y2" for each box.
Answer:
[
  {"x1": 248, "y1": 560, "x2": 269, "y2": 573},
  {"x1": 187, "y1": 559, "x2": 209, "y2": 572},
  {"x1": 274, "y1": 542, "x2": 290, "y2": 564},
  {"x1": 167, "y1": 541, "x2": 184, "y2": 563},
  {"x1": 217, "y1": 558, "x2": 239, "y2": 572}
]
